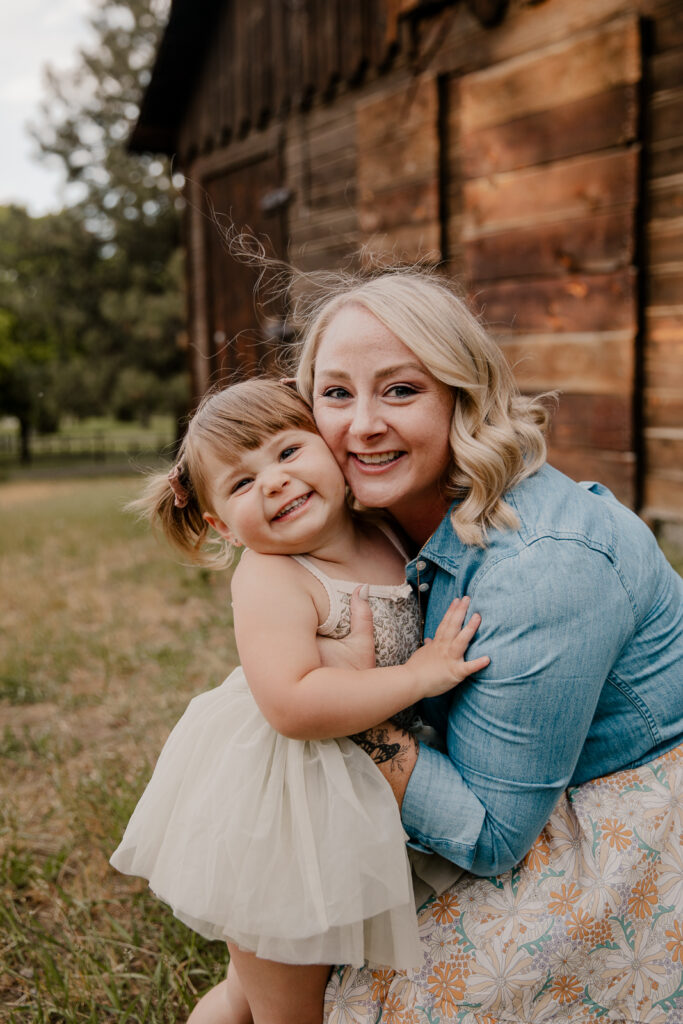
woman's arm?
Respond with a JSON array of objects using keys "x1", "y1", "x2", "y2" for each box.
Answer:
[
  {"x1": 231, "y1": 551, "x2": 489, "y2": 741},
  {"x1": 400, "y1": 538, "x2": 636, "y2": 875}
]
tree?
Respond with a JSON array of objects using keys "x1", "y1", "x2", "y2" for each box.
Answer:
[
  {"x1": 25, "y1": 0, "x2": 188, "y2": 428},
  {"x1": 0, "y1": 205, "x2": 104, "y2": 459}
]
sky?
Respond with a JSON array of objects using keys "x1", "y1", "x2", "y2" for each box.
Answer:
[{"x1": 0, "y1": 0, "x2": 96, "y2": 215}]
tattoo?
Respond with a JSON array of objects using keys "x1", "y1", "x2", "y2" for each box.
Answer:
[{"x1": 349, "y1": 725, "x2": 417, "y2": 772}]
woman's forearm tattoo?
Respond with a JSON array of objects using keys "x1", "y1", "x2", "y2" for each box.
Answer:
[{"x1": 349, "y1": 725, "x2": 417, "y2": 771}]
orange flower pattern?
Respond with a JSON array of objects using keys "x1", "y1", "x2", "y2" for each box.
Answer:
[{"x1": 324, "y1": 743, "x2": 683, "y2": 1024}]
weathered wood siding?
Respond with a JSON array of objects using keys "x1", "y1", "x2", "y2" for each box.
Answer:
[
  {"x1": 171, "y1": 0, "x2": 683, "y2": 524},
  {"x1": 458, "y1": 16, "x2": 641, "y2": 504}
]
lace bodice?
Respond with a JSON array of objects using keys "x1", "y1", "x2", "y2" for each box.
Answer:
[{"x1": 290, "y1": 555, "x2": 421, "y2": 668}]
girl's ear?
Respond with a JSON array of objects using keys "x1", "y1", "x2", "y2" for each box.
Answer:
[{"x1": 203, "y1": 512, "x2": 240, "y2": 548}]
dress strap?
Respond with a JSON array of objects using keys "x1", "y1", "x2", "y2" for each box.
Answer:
[
  {"x1": 375, "y1": 519, "x2": 411, "y2": 561},
  {"x1": 290, "y1": 555, "x2": 344, "y2": 636}
]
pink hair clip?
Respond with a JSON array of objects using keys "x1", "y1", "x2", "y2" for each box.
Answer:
[{"x1": 168, "y1": 464, "x2": 190, "y2": 509}]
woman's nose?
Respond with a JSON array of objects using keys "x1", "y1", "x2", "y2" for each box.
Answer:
[{"x1": 349, "y1": 398, "x2": 386, "y2": 439}]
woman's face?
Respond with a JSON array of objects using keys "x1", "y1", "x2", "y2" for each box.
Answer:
[{"x1": 312, "y1": 304, "x2": 454, "y2": 543}]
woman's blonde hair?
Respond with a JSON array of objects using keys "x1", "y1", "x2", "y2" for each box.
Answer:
[
  {"x1": 296, "y1": 269, "x2": 551, "y2": 546},
  {"x1": 132, "y1": 379, "x2": 317, "y2": 567}
]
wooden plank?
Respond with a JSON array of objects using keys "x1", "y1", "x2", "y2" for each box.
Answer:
[
  {"x1": 462, "y1": 84, "x2": 638, "y2": 178},
  {"x1": 548, "y1": 392, "x2": 633, "y2": 450},
  {"x1": 646, "y1": 308, "x2": 683, "y2": 342},
  {"x1": 463, "y1": 149, "x2": 639, "y2": 238},
  {"x1": 642, "y1": 476, "x2": 683, "y2": 521},
  {"x1": 459, "y1": 15, "x2": 640, "y2": 134},
  {"x1": 651, "y1": 48, "x2": 683, "y2": 93},
  {"x1": 546, "y1": 446, "x2": 636, "y2": 506},
  {"x1": 465, "y1": 208, "x2": 635, "y2": 281},
  {"x1": 645, "y1": 433, "x2": 683, "y2": 474},
  {"x1": 359, "y1": 222, "x2": 442, "y2": 264},
  {"x1": 652, "y1": 6, "x2": 683, "y2": 54},
  {"x1": 471, "y1": 271, "x2": 636, "y2": 333},
  {"x1": 650, "y1": 88, "x2": 683, "y2": 144},
  {"x1": 645, "y1": 338, "x2": 683, "y2": 391},
  {"x1": 649, "y1": 172, "x2": 683, "y2": 220},
  {"x1": 645, "y1": 388, "x2": 683, "y2": 430},
  {"x1": 356, "y1": 100, "x2": 438, "y2": 194},
  {"x1": 650, "y1": 138, "x2": 683, "y2": 181},
  {"x1": 358, "y1": 180, "x2": 439, "y2": 234},
  {"x1": 650, "y1": 267, "x2": 683, "y2": 308},
  {"x1": 495, "y1": 330, "x2": 635, "y2": 393}
]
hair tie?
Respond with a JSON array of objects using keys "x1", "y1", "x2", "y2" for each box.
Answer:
[{"x1": 168, "y1": 464, "x2": 190, "y2": 508}]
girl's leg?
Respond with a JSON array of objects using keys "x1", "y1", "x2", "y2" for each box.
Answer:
[
  {"x1": 186, "y1": 956, "x2": 252, "y2": 1024},
  {"x1": 227, "y1": 942, "x2": 330, "y2": 1024}
]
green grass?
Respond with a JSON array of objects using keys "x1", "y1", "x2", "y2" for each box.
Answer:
[
  {"x1": 1, "y1": 474, "x2": 681, "y2": 1022},
  {"x1": 0, "y1": 476, "x2": 237, "y2": 1022}
]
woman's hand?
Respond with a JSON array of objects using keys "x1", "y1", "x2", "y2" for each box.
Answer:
[
  {"x1": 405, "y1": 597, "x2": 489, "y2": 698},
  {"x1": 316, "y1": 585, "x2": 376, "y2": 671}
]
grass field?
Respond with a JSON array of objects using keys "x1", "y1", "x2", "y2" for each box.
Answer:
[
  {"x1": 0, "y1": 476, "x2": 238, "y2": 1022},
  {"x1": 1, "y1": 475, "x2": 681, "y2": 1023}
]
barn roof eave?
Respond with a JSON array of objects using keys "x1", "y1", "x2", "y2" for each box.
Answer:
[{"x1": 128, "y1": 0, "x2": 224, "y2": 156}]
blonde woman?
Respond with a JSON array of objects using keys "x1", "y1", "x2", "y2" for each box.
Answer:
[{"x1": 294, "y1": 270, "x2": 683, "y2": 1023}]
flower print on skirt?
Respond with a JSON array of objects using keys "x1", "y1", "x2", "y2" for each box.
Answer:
[{"x1": 324, "y1": 742, "x2": 683, "y2": 1024}]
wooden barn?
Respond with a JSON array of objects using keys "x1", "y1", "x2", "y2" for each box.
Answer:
[{"x1": 131, "y1": 0, "x2": 683, "y2": 532}]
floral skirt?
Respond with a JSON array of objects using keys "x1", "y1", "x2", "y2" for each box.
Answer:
[{"x1": 324, "y1": 744, "x2": 683, "y2": 1024}]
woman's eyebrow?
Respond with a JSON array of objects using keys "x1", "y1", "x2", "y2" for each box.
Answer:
[{"x1": 317, "y1": 362, "x2": 425, "y2": 381}]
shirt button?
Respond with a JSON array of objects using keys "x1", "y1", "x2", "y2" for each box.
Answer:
[
  {"x1": 418, "y1": 582, "x2": 430, "y2": 592},
  {"x1": 416, "y1": 560, "x2": 427, "y2": 571}
]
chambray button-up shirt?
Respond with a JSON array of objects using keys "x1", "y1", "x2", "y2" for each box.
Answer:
[{"x1": 403, "y1": 464, "x2": 683, "y2": 876}]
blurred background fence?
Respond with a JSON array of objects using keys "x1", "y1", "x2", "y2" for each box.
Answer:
[{"x1": 0, "y1": 417, "x2": 177, "y2": 470}]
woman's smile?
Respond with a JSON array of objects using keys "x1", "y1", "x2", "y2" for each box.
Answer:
[{"x1": 312, "y1": 304, "x2": 454, "y2": 542}]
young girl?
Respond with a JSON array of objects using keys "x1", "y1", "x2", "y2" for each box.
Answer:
[{"x1": 110, "y1": 379, "x2": 489, "y2": 1024}]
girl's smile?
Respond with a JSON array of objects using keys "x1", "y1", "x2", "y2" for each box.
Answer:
[{"x1": 201, "y1": 429, "x2": 352, "y2": 557}]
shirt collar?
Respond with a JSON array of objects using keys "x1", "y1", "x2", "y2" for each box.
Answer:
[{"x1": 405, "y1": 502, "x2": 465, "y2": 578}]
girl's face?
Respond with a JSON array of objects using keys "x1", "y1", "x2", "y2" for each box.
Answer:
[
  {"x1": 201, "y1": 427, "x2": 349, "y2": 555},
  {"x1": 312, "y1": 304, "x2": 454, "y2": 543}
]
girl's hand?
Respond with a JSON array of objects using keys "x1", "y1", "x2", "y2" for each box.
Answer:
[
  {"x1": 317, "y1": 585, "x2": 376, "y2": 671},
  {"x1": 405, "y1": 597, "x2": 489, "y2": 698}
]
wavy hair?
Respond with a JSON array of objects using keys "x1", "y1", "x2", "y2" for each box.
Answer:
[
  {"x1": 296, "y1": 269, "x2": 551, "y2": 547},
  {"x1": 130, "y1": 379, "x2": 318, "y2": 567}
]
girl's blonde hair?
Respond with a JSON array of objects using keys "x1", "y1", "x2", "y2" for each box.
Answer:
[
  {"x1": 296, "y1": 269, "x2": 551, "y2": 546},
  {"x1": 133, "y1": 379, "x2": 317, "y2": 567}
]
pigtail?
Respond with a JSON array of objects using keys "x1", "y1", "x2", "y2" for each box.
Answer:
[{"x1": 126, "y1": 464, "x2": 223, "y2": 567}]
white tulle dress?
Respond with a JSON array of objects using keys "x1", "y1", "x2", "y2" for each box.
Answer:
[{"x1": 110, "y1": 554, "x2": 457, "y2": 968}]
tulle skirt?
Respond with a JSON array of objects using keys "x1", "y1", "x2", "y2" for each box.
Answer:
[{"x1": 110, "y1": 667, "x2": 425, "y2": 968}]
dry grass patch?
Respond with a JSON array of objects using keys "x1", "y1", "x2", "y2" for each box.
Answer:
[{"x1": 1, "y1": 476, "x2": 238, "y2": 1022}]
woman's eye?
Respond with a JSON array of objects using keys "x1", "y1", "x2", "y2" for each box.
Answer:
[
  {"x1": 321, "y1": 386, "x2": 351, "y2": 400},
  {"x1": 279, "y1": 446, "x2": 299, "y2": 461},
  {"x1": 385, "y1": 384, "x2": 418, "y2": 399}
]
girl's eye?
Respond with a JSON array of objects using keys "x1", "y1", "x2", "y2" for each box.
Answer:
[
  {"x1": 231, "y1": 477, "x2": 252, "y2": 493},
  {"x1": 385, "y1": 384, "x2": 418, "y2": 399},
  {"x1": 321, "y1": 386, "x2": 351, "y2": 400},
  {"x1": 279, "y1": 446, "x2": 299, "y2": 461}
]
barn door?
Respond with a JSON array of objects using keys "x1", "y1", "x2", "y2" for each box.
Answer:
[
  {"x1": 193, "y1": 143, "x2": 288, "y2": 393},
  {"x1": 458, "y1": 16, "x2": 642, "y2": 507}
]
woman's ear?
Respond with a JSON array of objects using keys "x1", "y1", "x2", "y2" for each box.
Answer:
[{"x1": 203, "y1": 512, "x2": 240, "y2": 547}]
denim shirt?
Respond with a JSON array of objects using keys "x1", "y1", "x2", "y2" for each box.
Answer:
[{"x1": 402, "y1": 464, "x2": 683, "y2": 876}]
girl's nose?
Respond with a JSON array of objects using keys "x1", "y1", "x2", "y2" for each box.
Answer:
[{"x1": 262, "y1": 467, "x2": 290, "y2": 494}]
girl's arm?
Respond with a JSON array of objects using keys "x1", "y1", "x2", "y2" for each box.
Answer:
[{"x1": 231, "y1": 552, "x2": 489, "y2": 741}]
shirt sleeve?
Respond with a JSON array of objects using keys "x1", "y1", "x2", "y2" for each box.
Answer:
[{"x1": 401, "y1": 536, "x2": 635, "y2": 875}]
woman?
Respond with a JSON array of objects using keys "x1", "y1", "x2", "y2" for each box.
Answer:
[{"x1": 294, "y1": 270, "x2": 683, "y2": 1023}]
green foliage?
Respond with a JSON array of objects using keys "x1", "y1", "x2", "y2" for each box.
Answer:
[{"x1": 0, "y1": 0, "x2": 188, "y2": 460}]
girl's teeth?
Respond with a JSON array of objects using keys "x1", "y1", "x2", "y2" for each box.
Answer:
[
  {"x1": 276, "y1": 495, "x2": 307, "y2": 518},
  {"x1": 356, "y1": 451, "x2": 401, "y2": 465}
]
